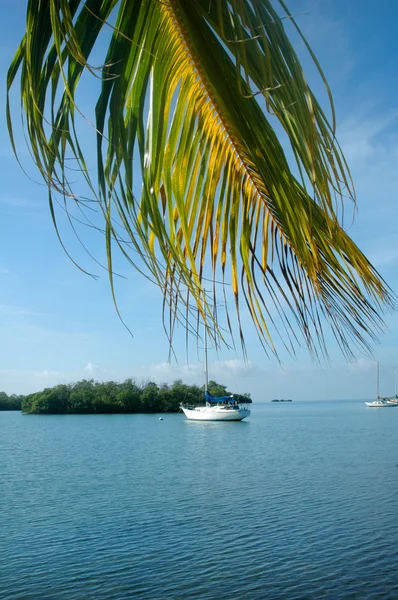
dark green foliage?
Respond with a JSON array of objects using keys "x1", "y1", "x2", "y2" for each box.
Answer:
[
  {"x1": 16, "y1": 379, "x2": 252, "y2": 414},
  {"x1": 206, "y1": 380, "x2": 230, "y2": 396},
  {"x1": 0, "y1": 392, "x2": 23, "y2": 411}
]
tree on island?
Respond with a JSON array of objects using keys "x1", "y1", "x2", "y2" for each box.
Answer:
[
  {"x1": 7, "y1": 1, "x2": 393, "y2": 361},
  {"x1": 0, "y1": 392, "x2": 23, "y2": 411},
  {"x1": 206, "y1": 380, "x2": 251, "y2": 403}
]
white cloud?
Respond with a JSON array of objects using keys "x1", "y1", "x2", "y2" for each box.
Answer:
[
  {"x1": 138, "y1": 361, "x2": 201, "y2": 383},
  {"x1": 339, "y1": 112, "x2": 398, "y2": 165},
  {"x1": 335, "y1": 111, "x2": 398, "y2": 274},
  {"x1": 0, "y1": 368, "x2": 67, "y2": 395},
  {"x1": 364, "y1": 239, "x2": 398, "y2": 269},
  {"x1": 0, "y1": 195, "x2": 42, "y2": 208},
  {"x1": 347, "y1": 359, "x2": 375, "y2": 374},
  {"x1": 136, "y1": 358, "x2": 263, "y2": 388},
  {"x1": 210, "y1": 359, "x2": 263, "y2": 378},
  {"x1": 83, "y1": 361, "x2": 107, "y2": 378},
  {"x1": 0, "y1": 305, "x2": 44, "y2": 317},
  {"x1": 33, "y1": 369, "x2": 63, "y2": 381},
  {"x1": 84, "y1": 361, "x2": 98, "y2": 375}
]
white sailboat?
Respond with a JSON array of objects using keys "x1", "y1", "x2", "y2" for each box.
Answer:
[
  {"x1": 365, "y1": 399, "x2": 396, "y2": 407},
  {"x1": 180, "y1": 327, "x2": 251, "y2": 422},
  {"x1": 366, "y1": 362, "x2": 398, "y2": 408},
  {"x1": 387, "y1": 369, "x2": 398, "y2": 405}
]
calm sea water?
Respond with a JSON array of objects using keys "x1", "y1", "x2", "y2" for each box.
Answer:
[{"x1": 1, "y1": 401, "x2": 398, "y2": 599}]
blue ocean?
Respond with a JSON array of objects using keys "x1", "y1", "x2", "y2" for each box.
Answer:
[{"x1": 1, "y1": 401, "x2": 398, "y2": 599}]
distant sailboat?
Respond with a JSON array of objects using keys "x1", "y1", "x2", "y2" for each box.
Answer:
[
  {"x1": 366, "y1": 362, "x2": 398, "y2": 408},
  {"x1": 180, "y1": 325, "x2": 250, "y2": 422},
  {"x1": 387, "y1": 368, "x2": 398, "y2": 405}
]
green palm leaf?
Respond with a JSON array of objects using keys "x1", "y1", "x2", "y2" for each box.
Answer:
[{"x1": 7, "y1": 0, "x2": 394, "y2": 358}]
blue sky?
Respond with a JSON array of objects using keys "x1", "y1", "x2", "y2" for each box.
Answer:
[{"x1": 1, "y1": 0, "x2": 398, "y2": 400}]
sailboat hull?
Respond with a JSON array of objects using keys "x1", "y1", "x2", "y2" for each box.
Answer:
[
  {"x1": 181, "y1": 405, "x2": 250, "y2": 421},
  {"x1": 365, "y1": 400, "x2": 397, "y2": 407}
]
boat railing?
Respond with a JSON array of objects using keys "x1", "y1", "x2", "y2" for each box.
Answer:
[{"x1": 180, "y1": 401, "x2": 248, "y2": 410}]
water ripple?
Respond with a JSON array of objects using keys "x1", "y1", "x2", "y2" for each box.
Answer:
[{"x1": 2, "y1": 404, "x2": 398, "y2": 599}]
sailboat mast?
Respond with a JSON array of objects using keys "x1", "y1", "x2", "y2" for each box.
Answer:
[
  {"x1": 377, "y1": 361, "x2": 380, "y2": 399},
  {"x1": 204, "y1": 323, "x2": 209, "y2": 394},
  {"x1": 395, "y1": 368, "x2": 397, "y2": 396}
]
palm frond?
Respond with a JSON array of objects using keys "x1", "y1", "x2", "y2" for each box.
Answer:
[{"x1": 7, "y1": 0, "x2": 395, "y2": 358}]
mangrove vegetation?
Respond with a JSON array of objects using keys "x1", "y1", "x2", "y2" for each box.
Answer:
[
  {"x1": 0, "y1": 392, "x2": 23, "y2": 411},
  {"x1": 1, "y1": 380, "x2": 251, "y2": 415}
]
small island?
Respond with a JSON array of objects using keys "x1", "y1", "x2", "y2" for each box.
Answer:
[
  {"x1": 0, "y1": 379, "x2": 251, "y2": 415},
  {"x1": 271, "y1": 398, "x2": 292, "y2": 402}
]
